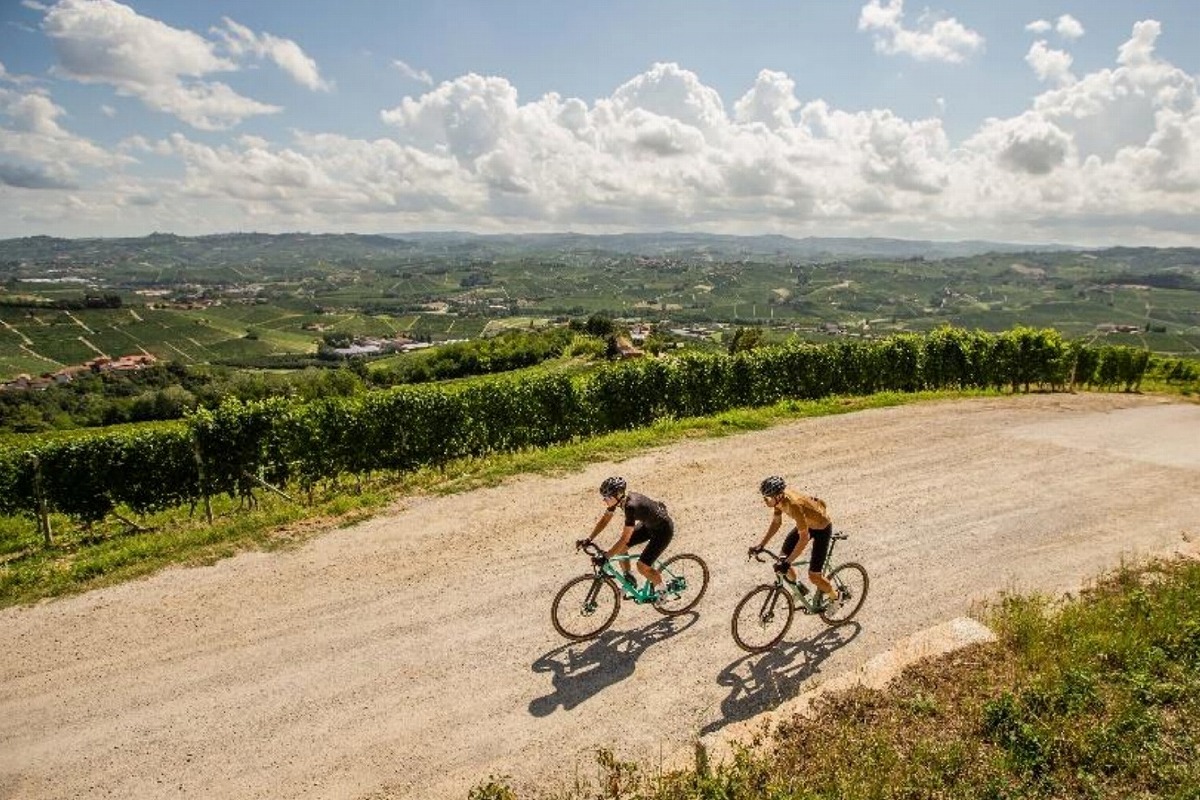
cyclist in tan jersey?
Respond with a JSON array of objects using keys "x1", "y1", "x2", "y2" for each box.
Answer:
[{"x1": 750, "y1": 475, "x2": 841, "y2": 609}]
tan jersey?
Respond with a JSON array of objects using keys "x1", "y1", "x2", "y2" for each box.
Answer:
[{"x1": 774, "y1": 488, "x2": 831, "y2": 531}]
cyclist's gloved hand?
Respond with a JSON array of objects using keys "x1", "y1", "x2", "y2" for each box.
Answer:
[
  {"x1": 747, "y1": 546, "x2": 762, "y2": 559},
  {"x1": 575, "y1": 538, "x2": 590, "y2": 551}
]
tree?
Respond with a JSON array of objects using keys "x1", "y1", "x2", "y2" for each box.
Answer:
[
  {"x1": 727, "y1": 326, "x2": 765, "y2": 354},
  {"x1": 583, "y1": 314, "x2": 616, "y2": 338}
]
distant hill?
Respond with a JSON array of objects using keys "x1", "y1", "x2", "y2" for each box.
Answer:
[
  {"x1": 0, "y1": 230, "x2": 1079, "y2": 265},
  {"x1": 385, "y1": 231, "x2": 1080, "y2": 260}
]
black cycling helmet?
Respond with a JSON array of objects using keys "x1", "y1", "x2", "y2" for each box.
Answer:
[
  {"x1": 759, "y1": 475, "x2": 786, "y2": 497},
  {"x1": 599, "y1": 476, "x2": 627, "y2": 498}
]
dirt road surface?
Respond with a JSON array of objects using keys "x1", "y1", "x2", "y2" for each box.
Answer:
[{"x1": 2, "y1": 393, "x2": 1198, "y2": 799}]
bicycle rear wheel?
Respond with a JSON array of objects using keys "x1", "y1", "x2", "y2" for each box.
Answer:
[
  {"x1": 819, "y1": 562, "x2": 869, "y2": 625},
  {"x1": 731, "y1": 584, "x2": 794, "y2": 653},
  {"x1": 551, "y1": 575, "x2": 621, "y2": 640},
  {"x1": 653, "y1": 553, "x2": 710, "y2": 615}
]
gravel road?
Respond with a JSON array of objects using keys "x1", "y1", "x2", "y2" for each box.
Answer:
[{"x1": 2, "y1": 393, "x2": 1198, "y2": 799}]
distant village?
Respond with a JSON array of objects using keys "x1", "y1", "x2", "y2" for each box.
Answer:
[{"x1": 1, "y1": 353, "x2": 158, "y2": 392}]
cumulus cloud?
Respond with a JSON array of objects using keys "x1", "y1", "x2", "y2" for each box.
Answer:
[
  {"x1": 393, "y1": 59, "x2": 433, "y2": 86},
  {"x1": 1026, "y1": 16, "x2": 1084, "y2": 40},
  {"x1": 1026, "y1": 41, "x2": 1075, "y2": 86},
  {"x1": 0, "y1": 60, "x2": 36, "y2": 86},
  {"x1": 858, "y1": 0, "x2": 984, "y2": 63},
  {"x1": 41, "y1": 0, "x2": 281, "y2": 129},
  {"x1": 0, "y1": 161, "x2": 77, "y2": 189},
  {"x1": 978, "y1": 113, "x2": 1074, "y2": 175},
  {"x1": 733, "y1": 70, "x2": 800, "y2": 130},
  {"x1": 1056, "y1": 14, "x2": 1084, "y2": 40},
  {"x1": 215, "y1": 17, "x2": 332, "y2": 92},
  {"x1": 1033, "y1": 20, "x2": 1194, "y2": 161},
  {"x1": 0, "y1": 87, "x2": 131, "y2": 170}
]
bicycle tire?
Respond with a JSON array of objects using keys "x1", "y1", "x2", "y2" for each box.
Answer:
[
  {"x1": 653, "y1": 553, "x2": 710, "y2": 616},
  {"x1": 731, "y1": 584, "x2": 794, "y2": 653},
  {"x1": 551, "y1": 574, "x2": 621, "y2": 640},
  {"x1": 819, "y1": 562, "x2": 869, "y2": 626}
]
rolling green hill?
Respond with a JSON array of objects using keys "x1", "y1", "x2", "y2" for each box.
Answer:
[{"x1": 1, "y1": 233, "x2": 1197, "y2": 381}]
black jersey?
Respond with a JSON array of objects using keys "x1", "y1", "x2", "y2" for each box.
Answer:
[{"x1": 622, "y1": 491, "x2": 672, "y2": 530}]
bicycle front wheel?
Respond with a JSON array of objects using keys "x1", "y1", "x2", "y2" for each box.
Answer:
[
  {"x1": 820, "y1": 562, "x2": 869, "y2": 626},
  {"x1": 653, "y1": 553, "x2": 710, "y2": 615},
  {"x1": 551, "y1": 575, "x2": 621, "y2": 640},
  {"x1": 731, "y1": 584, "x2": 794, "y2": 653}
]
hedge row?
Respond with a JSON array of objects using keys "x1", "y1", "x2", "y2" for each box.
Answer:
[{"x1": 0, "y1": 328, "x2": 1150, "y2": 524}]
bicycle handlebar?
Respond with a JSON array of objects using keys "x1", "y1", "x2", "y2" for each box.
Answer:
[
  {"x1": 748, "y1": 546, "x2": 783, "y2": 563},
  {"x1": 748, "y1": 531, "x2": 848, "y2": 561},
  {"x1": 576, "y1": 539, "x2": 606, "y2": 558}
]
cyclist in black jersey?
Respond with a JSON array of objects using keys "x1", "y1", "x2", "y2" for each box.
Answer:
[{"x1": 577, "y1": 476, "x2": 675, "y2": 598}]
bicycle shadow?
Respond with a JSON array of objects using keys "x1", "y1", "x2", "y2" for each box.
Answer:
[
  {"x1": 699, "y1": 621, "x2": 862, "y2": 736},
  {"x1": 528, "y1": 613, "x2": 699, "y2": 717}
]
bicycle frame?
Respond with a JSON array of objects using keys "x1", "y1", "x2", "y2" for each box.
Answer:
[
  {"x1": 580, "y1": 541, "x2": 672, "y2": 603},
  {"x1": 757, "y1": 534, "x2": 844, "y2": 614}
]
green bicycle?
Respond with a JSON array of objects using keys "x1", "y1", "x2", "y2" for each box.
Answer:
[
  {"x1": 551, "y1": 540, "x2": 710, "y2": 640},
  {"x1": 731, "y1": 532, "x2": 869, "y2": 653}
]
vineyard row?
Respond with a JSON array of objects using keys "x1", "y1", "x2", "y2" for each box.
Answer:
[{"x1": 0, "y1": 327, "x2": 1150, "y2": 527}]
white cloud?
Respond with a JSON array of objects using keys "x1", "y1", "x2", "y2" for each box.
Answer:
[
  {"x1": 0, "y1": 161, "x2": 76, "y2": 189},
  {"x1": 1056, "y1": 14, "x2": 1085, "y2": 40},
  {"x1": 0, "y1": 87, "x2": 130, "y2": 170},
  {"x1": 41, "y1": 0, "x2": 281, "y2": 129},
  {"x1": 972, "y1": 112, "x2": 1075, "y2": 175},
  {"x1": 1026, "y1": 19, "x2": 1052, "y2": 35},
  {"x1": 215, "y1": 17, "x2": 333, "y2": 92},
  {"x1": 1026, "y1": 41, "x2": 1075, "y2": 86},
  {"x1": 1033, "y1": 21, "x2": 1194, "y2": 161},
  {"x1": 7, "y1": 20, "x2": 1199, "y2": 246},
  {"x1": 733, "y1": 70, "x2": 799, "y2": 131},
  {"x1": 0, "y1": 60, "x2": 36, "y2": 86},
  {"x1": 858, "y1": 0, "x2": 984, "y2": 63},
  {"x1": 392, "y1": 59, "x2": 433, "y2": 86}
]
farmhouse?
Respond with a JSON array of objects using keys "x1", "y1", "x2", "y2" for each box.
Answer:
[{"x1": 0, "y1": 353, "x2": 158, "y2": 392}]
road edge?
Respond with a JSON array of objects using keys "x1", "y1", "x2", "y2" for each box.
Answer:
[{"x1": 678, "y1": 535, "x2": 1200, "y2": 772}]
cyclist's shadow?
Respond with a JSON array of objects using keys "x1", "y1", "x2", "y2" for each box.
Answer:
[
  {"x1": 528, "y1": 613, "x2": 699, "y2": 717},
  {"x1": 700, "y1": 621, "x2": 862, "y2": 736}
]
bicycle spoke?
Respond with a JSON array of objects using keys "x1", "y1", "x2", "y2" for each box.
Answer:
[
  {"x1": 653, "y1": 553, "x2": 709, "y2": 615},
  {"x1": 551, "y1": 575, "x2": 621, "y2": 640},
  {"x1": 731, "y1": 584, "x2": 794, "y2": 652},
  {"x1": 819, "y1": 562, "x2": 869, "y2": 625}
]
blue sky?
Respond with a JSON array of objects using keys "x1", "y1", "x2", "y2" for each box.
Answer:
[{"x1": 1, "y1": 0, "x2": 1198, "y2": 246}]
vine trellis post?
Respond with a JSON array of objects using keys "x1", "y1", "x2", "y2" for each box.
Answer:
[
  {"x1": 191, "y1": 441, "x2": 213, "y2": 525},
  {"x1": 30, "y1": 454, "x2": 52, "y2": 547}
]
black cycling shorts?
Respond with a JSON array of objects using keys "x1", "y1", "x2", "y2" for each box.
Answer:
[
  {"x1": 782, "y1": 524, "x2": 833, "y2": 573},
  {"x1": 628, "y1": 520, "x2": 674, "y2": 567}
]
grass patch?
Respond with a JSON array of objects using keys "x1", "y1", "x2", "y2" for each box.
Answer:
[{"x1": 487, "y1": 556, "x2": 1200, "y2": 799}]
